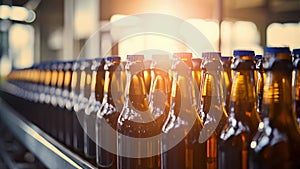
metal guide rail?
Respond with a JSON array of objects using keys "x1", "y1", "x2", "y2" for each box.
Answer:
[{"x1": 0, "y1": 96, "x2": 96, "y2": 169}]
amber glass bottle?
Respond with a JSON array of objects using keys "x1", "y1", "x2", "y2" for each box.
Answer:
[
  {"x1": 250, "y1": 47, "x2": 300, "y2": 169},
  {"x1": 292, "y1": 49, "x2": 300, "y2": 126},
  {"x1": 192, "y1": 58, "x2": 203, "y2": 110},
  {"x1": 162, "y1": 53, "x2": 205, "y2": 169},
  {"x1": 198, "y1": 52, "x2": 228, "y2": 169},
  {"x1": 218, "y1": 50, "x2": 260, "y2": 169},
  {"x1": 220, "y1": 56, "x2": 233, "y2": 114},
  {"x1": 118, "y1": 55, "x2": 162, "y2": 169},
  {"x1": 60, "y1": 61, "x2": 74, "y2": 148},
  {"x1": 144, "y1": 59, "x2": 152, "y2": 96},
  {"x1": 73, "y1": 59, "x2": 93, "y2": 157},
  {"x1": 255, "y1": 55, "x2": 264, "y2": 117},
  {"x1": 95, "y1": 56, "x2": 122, "y2": 169},
  {"x1": 84, "y1": 58, "x2": 105, "y2": 162}
]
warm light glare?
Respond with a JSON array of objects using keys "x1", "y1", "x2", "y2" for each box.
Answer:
[
  {"x1": 74, "y1": 0, "x2": 98, "y2": 39},
  {"x1": 0, "y1": 57, "x2": 12, "y2": 77},
  {"x1": 10, "y1": 6, "x2": 29, "y2": 21},
  {"x1": 221, "y1": 20, "x2": 262, "y2": 56},
  {"x1": 0, "y1": 5, "x2": 36, "y2": 22},
  {"x1": 0, "y1": 5, "x2": 10, "y2": 19},
  {"x1": 9, "y1": 24, "x2": 34, "y2": 68},
  {"x1": 267, "y1": 23, "x2": 300, "y2": 49}
]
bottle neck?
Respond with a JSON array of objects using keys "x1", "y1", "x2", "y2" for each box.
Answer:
[
  {"x1": 262, "y1": 69, "x2": 297, "y2": 128},
  {"x1": 149, "y1": 68, "x2": 171, "y2": 118},
  {"x1": 124, "y1": 61, "x2": 148, "y2": 112},
  {"x1": 102, "y1": 63, "x2": 123, "y2": 109},
  {"x1": 229, "y1": 69, "x2": 259, "y2": 123},
  {"x1": 169, "y1": 63, "x2": 195, "y2": 117},
  {"x1": 200, "y1": 68, "x2": 225, "y2": 112},
  {"x1": 293, "y1": 69, "x2": 300, "y2": 101}
]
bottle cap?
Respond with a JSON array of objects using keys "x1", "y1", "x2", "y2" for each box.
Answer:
[
  {"x1": 64, "y1": 61, "x2": 74, "y2": 71},
  {"x1": 202, "y1": 52, "x2": 221, "y2": 59},
  {"x1": 106, "y1": 56, "x2": 121, "y2": 62},
  {"x1": 220, "y1": 56, "x2": 232, "y2": 61},
  {"x1": 127, "y1": 55, "x2": 144, "y2": 61},
  {"x1": 255, "y1": 55, "x2": 263, "y2": 60},
  {"x1": 233, "y1": 50, "x2": 255, "y2": 57},
  {"x1": 232, "y1": 50, "x2": 255, "y2": 70},
  {"x1": 293, "y1": 49, "x2": 300, "y2": 56},
  {"x1": 173, "y1": 52, "x2": 192, "y2": 59},
  {"x1": 51, "y1": 61, "x2": 59, "y2": 70},
  {"x1": 94, "y1": 58, "x2": 105, "y2": 62},
  {"x1": 265, "y1": 47, "x2": 291, "y2": 54},
  {"x1": 264, "y1": 47, "x2": 292, "y2": 70}
]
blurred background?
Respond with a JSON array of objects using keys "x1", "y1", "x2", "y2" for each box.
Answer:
[{"x1": 0, "y1": 0, "x2": 300, "y2": 77}]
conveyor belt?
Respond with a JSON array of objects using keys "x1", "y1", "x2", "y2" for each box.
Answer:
[{"x1": 0, "y1": 97, "x2": 96, "y2": 169}]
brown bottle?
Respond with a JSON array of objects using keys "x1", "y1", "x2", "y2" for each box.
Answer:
[
  {"x1": 250, "y1": 47, "x2": 300, "y2": 169},
  {"x1": 84, "y1": 58, "x2": 105, "y2": 162},
  {"x1": 198, "y1": 52, "x2": 228, "y2": 169},
  {"x1": 162, "y1": 52, "x2": 205, "y2": 169},
  {"x1": 61, "y1": 61, "x2": 74, "y2": 148},
  {"x1": 72, "y1": 59, "x2": 93, "y2": 158},
  {"x1": 255, "y1": 55, "x2": 264, "y2": 117},
  {"x1": 192, "y1": 58, "x2": 203, "y2": 110},
  {"x1": 220, "y1": 56, "x2": 233, "y2": 114},
  {"x1": 218, "y1": 50, "x2": 260, "y2": 169},
  {"x1": 292, "y1": 49, "x2": 300, "y2": 126},
  {"x1": 66, "y1": 60, "x2": 83, "y2": 154},
  {"x1": 95, "y1": 56, "x2": 122, "y2": 169},
  {"x1": 117, "y1": 54, "x2": 161, "y2": 169}
]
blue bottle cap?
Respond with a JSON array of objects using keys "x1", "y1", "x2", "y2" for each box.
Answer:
[
  {"x1": 220, "y1": 56, "x2": 232, "y2": 61},
  {"x1": 93, "y1": 58, "x2": 105, "y2": 62},
  {"x1": 106, "y1": 56, "x2": 121, "y2": 62},
  {"x1": 293, "y1": 49, "x2": 300, "y2": 55},
  {"x1": 265, "y1": 47, "x2": 291, "y2": 54},
  {"x1": 255, "y1": 55, "x2": 263, "y2": 60},
  {"x1": 233, "y1": 50, "x2": 255, "y2": 57}
]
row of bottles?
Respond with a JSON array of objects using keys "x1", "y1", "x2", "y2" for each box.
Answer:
[{"x1": 2, "y1": 47, "x2": 300, "y2": 169}]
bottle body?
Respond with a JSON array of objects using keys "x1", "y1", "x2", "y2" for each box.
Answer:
[
  {"x1": 219, "y1": 50, "x2": 260, "y2": 169},
  {"x1": 162, "y1": 53, "x2": 205, "y2": 169},
  {"x1": 250, "y1": 47, "x2": 300, "y2": 169},
  {"x1": 96, "y1": 57, "x2": 121, "y2": 169}
]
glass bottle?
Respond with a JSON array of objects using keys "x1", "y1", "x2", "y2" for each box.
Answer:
[
  {"x1": 144, "y1": 59, "x2": 152, "y2": 96},
  {"x1": 198, "y1": 52, "x2": 228, "y2": 169},
  {"x1": 95, "y1": 56, "x2": 123, "y2": 169},
  {"x1": 73, "y1": 59, "x2": 93, "y2": 158},
  {"x1": 84, "y1": 58, "x2": 105, "y2": 162},
  {"x1": 60, "y1": 61, "x2": 74, "y2": 148},
  {"x1": 117, "y1": 54, "x2": 161, "y2": 169},
  {"x1": 42, "y1": 62, "x2": 53, "y2": 134},
  {"x1": 250, "y1": 47, "x2": 300, "y2": 169},
  {"x1": 148, "y1": 54, "x2": 172, "y2": 169},
  {"x1": 56, "y1": 61, "x2": 66, "y2": 143},
  {"x1": 162, "y1": 52, "x2": 205, "y2": 169},
  {"x1": 255, "y1": 55, "x2": 264, "y2": 117},
  {"x1": 292, "y1": 49, "x2": 300, "y2": 126},
  {"x1": 218, "y1": 50, "x2": 260, "y2": 169},
  {"x1": 192, "y1": 58, "x2": 203, "y2": 110},
  {"x1": 220, "y1": 56, "x2": 233, "y2": 114},
  {"x1": 49, "y1": 61, "x2": 59, "y2": 138},
  {"x1": 66, "y1": 60, "x2": 83, "y2": 154}
]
